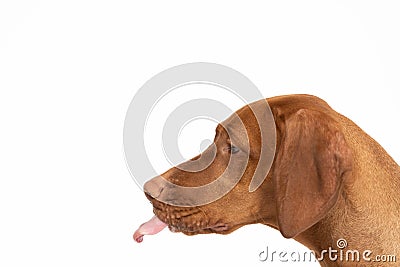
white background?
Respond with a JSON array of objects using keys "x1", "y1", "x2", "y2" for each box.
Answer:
[{"x1": 1, "y1": 1, "x2": 399, "y2": 266}]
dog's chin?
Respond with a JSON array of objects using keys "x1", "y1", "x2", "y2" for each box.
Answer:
[
  {"x1": 179, "y1": 224, "x2": 246, "y2": 236},
  {"x1": 168, "y1": 222, "x2": 232, "y2": 235}
]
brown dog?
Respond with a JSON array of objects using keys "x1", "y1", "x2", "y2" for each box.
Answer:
[{"x1": 134, "y1": 94, "x2": 400, "y2": 266}]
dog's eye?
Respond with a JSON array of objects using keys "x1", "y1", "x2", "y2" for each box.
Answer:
[{"x1": 228, "y1": 145, "x2": 240, "y2": 154}]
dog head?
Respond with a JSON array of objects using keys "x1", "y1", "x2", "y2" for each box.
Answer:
[{"x1": 142, "y1": 95, "x2": 353, "y2": 238}]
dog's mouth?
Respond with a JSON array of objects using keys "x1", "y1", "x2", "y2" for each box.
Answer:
[
  {"x1": 133, "y1": 197, "x2": 229, "y2": 243},
  {"x1": 153, "y1": 205, "x2": 229, "y2": 234}
]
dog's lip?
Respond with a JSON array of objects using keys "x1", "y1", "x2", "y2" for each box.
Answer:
[
  {"x1": 153, "y1": 206, "x2": 230, "y2": 233},
  {"x1": 167, "y1": 222, "x2": 229, "y2": 233}
]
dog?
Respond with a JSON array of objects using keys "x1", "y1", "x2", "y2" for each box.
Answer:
[{"x1": 134, "y1": 94, "x2": 400, "y2": 266}]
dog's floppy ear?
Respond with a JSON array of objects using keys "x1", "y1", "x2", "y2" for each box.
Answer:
[{"x1": 274, "y1": 109, "x2": 352, "y2": 238}]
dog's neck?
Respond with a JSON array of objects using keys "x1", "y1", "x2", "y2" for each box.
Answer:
[{"x1": 296, "y1": 121, "x2": 400, "y2": 266}]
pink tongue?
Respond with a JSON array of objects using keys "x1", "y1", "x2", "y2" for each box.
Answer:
[{"x1": 133, "y1": 215, "x2": 167, "y2": 243}]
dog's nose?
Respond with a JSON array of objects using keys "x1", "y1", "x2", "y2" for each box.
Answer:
[{"x1": 144, "y1": 176, "x2": 165, "y2": 198}]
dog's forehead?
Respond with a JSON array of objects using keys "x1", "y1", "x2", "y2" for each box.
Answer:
[{"x1": 221, "y1": 99, "x2": 269, "y2": 128}]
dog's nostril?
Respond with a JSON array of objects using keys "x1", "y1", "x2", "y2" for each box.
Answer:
[
  {"x1": 144, "y1": 192, "x2": 155, "y2": 202},
  {"x1": 144, "y1": 177, "x2": 165, "y2": 198}
]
